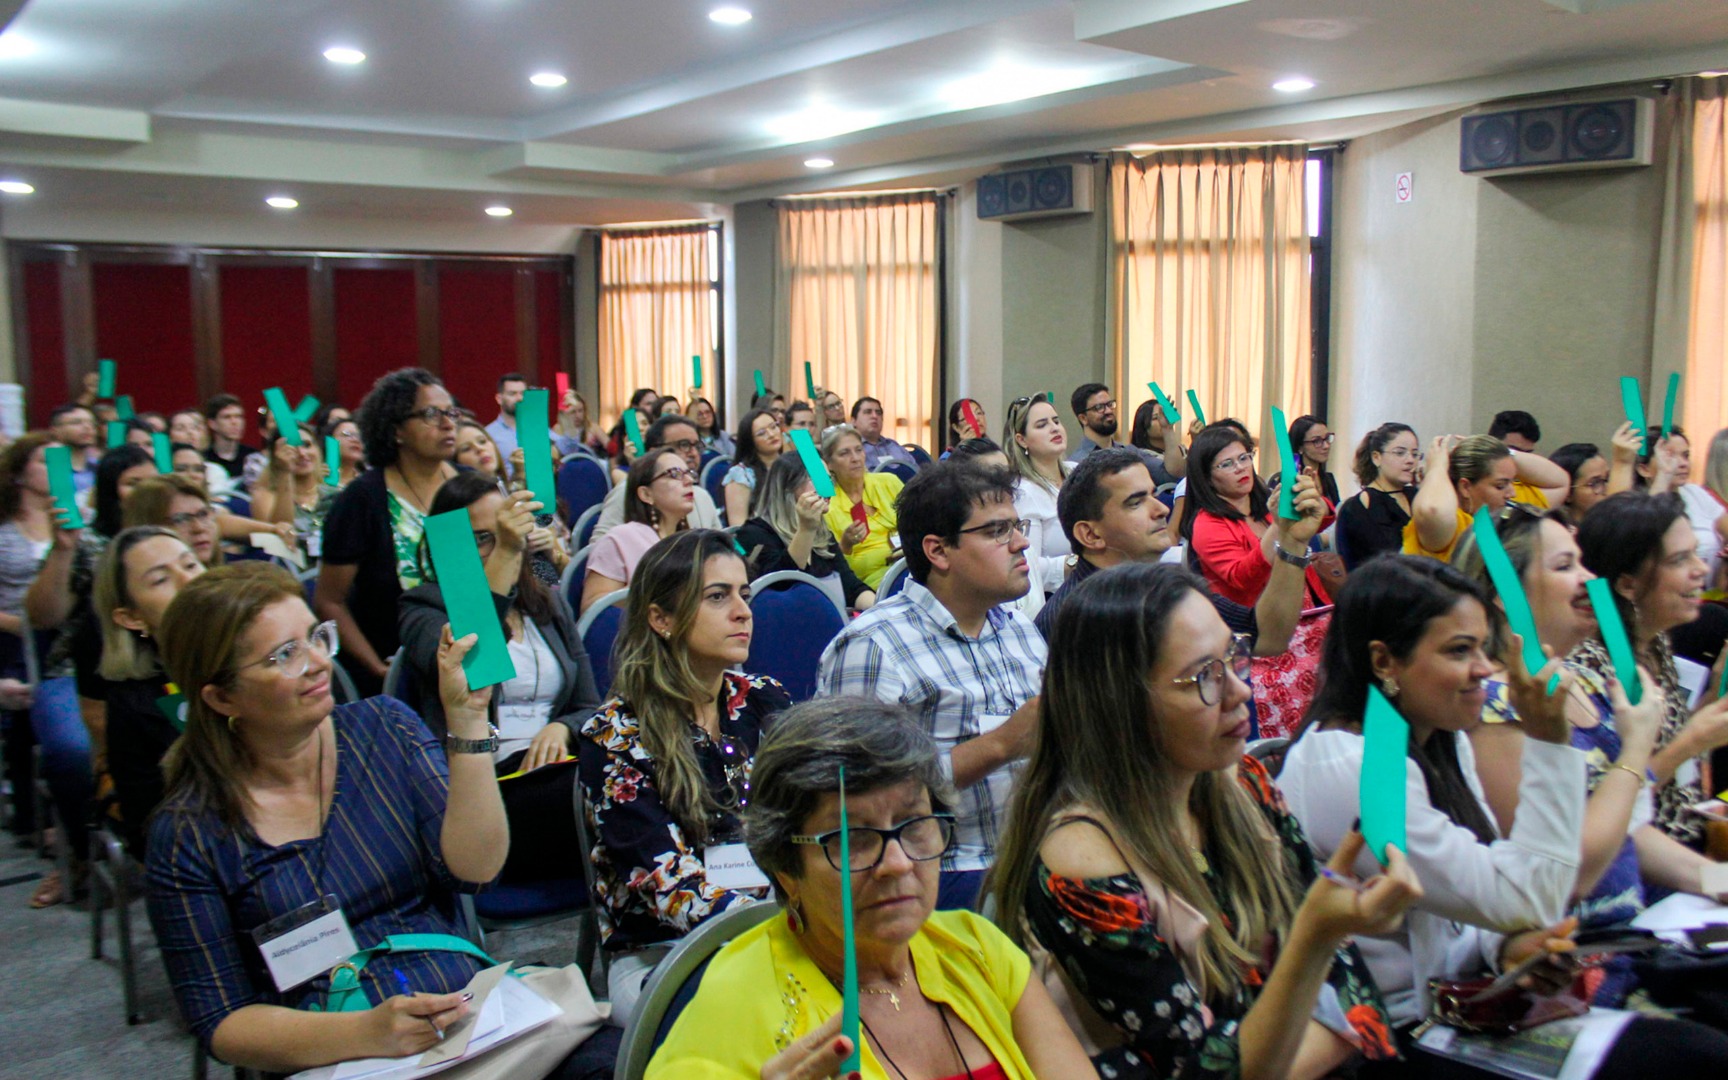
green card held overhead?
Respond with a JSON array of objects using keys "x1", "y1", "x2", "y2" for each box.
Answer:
[
  {"x1": 517, "y1": 388, "x2": 556, "y2": 508},
  {"x1": 291, "y1": 394, "x2": 321, "y2": 423},
  {"x1": 691, "y1": 354, "x2": 703, "y2": 389},
  {"x1": 262, "y1": 387, "x2": 302, "y2": 446},
  {"x1": 1662, "y1": 372, "x2": 1681, "y2": 439},
  {"x1": 753, "y1": 369, "x2": 767, "y2": 399},
  {"x1": 1620, "y1": 376, "x2": 1649, "y2": 455},
  {"x1": 1361, "y1": 686, "x2": 1410, "y2": 863},
  {"x1": 1270, "y1": 405, "x2": 1298, "y2": 521},
  {"x1": 622, "y1": 405, "x2": 645, "y2": 454},
  {"x1": 838, "y1": 765, "x2": 861, "y2": 1074},
  {"x1": 97, "y1": 359, "x2": 116, "y2": 399},
  {"x1": 787, "y1": 428, "x2": 834, "y2": 498},
  {"x1": 1148, "y1": 382, "x2": 1179, "y2": 425},
  {"x1": 325, "y1": 435, "x2": 340, "y2": 484},
  {"x1": 115, "y1": 394, "x2": 135, "y2": 420},
  {"x1": 1471, "y1": 508, "x2": 1561, "y2": 694},
  {"x1": 106, "y1": 421, "x2": 125, "y2": 449},
  {"x1": 422, "y1": 507, "x2": 517, "y2": 690},
  {"x1": 1186, "y1": 389, "x2": 1207, "y2": 427},
  {"x1": 44, "y1": 445, "x2": 84, "y2": 530},
  {"x1": 1586, "y1": 577, "x2": 1643, "y2": 705},
  {"x1": 152, "y1": 431, "x2": 172, "y2": 474},
  {"x1": 804, "y1": 361, "x2": 816, "y2": 400}
]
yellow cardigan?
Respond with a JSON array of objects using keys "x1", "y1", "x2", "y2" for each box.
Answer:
[
  {"x1": 825, "y1": 472, "x2": 905, "y2": 589},
  {"x1": 646, "y1": 908, "x2": 1035, "y2": 1079}
]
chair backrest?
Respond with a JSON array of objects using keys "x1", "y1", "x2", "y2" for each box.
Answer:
[
  {"x1": 749, "y1": 569, "x2": 847, "y2": 619},
  {"x1": 330, "y1": 661, "x2": 362, "y2": 705},
  {"x1": 556, "y1": 456, "x2": 611, "y2": 525},
  {"x1": 874, "y1": 460, "x2": 917, "y2": 485},
  {"x1": 572, "y1": 503, "x2": 604, "y2": 549},
  {"x1": 745, "y1": 577, "x2": 845, "y2": 702},
  {"x1": 562, "y1": 545, "x2": 591, "y2": 613},
  {"x1": 877, "y1": 557, "x2": 909, "y2": 599},
  {"x1": 381, "y1": 650, "x2": 425, "y2": 715},
  {"x1": 615, "y1": 901, "x2": 781, "y2": 1080},
  {"x1": 700, "y1": 457, "x2": 731, "y2": 524},
  {"x1": 577, "y1": 588, "x2": 630, "y2": 698},
  {"x1": 905, "y1": 444, "x2": 932, "y2": 467},
  {"x1": 1246, "y1": 736, "x2": 1291, "y2": 778}
]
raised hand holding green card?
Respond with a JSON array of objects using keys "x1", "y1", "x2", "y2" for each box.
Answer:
[
  {"x1": 422, "y1": 508, "x2": 516, "y2": 689},
  {"x1": 691, "y1": 354, "x2": 703, "y2": 389},
  {"x1": 153, "y1": 431, "x2": 172, "y2": 474},
  {"x1": 804, "y1": 362, "x2": 817, "y2": 400},
  {"x1": 517, "y1": 388, "x2": 556, "y2": 508},
  {"x1": 1270, "y1": 405, "x2": 1298, "y2": 521},
  {"x1": 1620, "y1": 377, "x2": 1649, "y2": 455},
  {"x1": 44, "y1": 445, "x2": 85, "y2": 529},
  {"x1": 1586, "y1": 577, "x2": 1643, "y2": 705},
  {"x1": 1186, "y1": 389, "x2": 1207, "y2": 427},
  {"x1": 324, "y1": 435, "x2": 339, "y2": 484},
  {"x1": 1361, "y1": 686, "x2": 1409, "y2": 863},
  {"x1": 115, "y1": 394, "x2": 135, "y2": 420},
  {"x1": 1662, "y1": 372, "x2": 1681, "y2": 439},
  {"x1": 788, "y1": 428, "x2": 834, "y2": 498},
  {"x1": 291, "y1": 394, "x2": 321, "y2": 423},
  {"x1": 106, "y1": 421, "x2": 125, "y2": 449},
  {"x1": 263, "y1": 387, "x2": 302, "y2": 446},
  {"x1": 1148, "y1": 382, "x2": 1179, "y2": 425},
  {"x1": 622, "y1": 406, "x2": 645, "y2": 454}
]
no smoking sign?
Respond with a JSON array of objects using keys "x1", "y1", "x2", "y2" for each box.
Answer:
[{"x1": 1395, "y1": 171, "x2": 1413, "y2": 204}]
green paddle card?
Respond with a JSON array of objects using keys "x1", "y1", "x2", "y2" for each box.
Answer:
[
  {"x1": 804, "y1": 362, "x2": 816, "y2": 400},
  {"x1": 96, "y1": 359, "x2": 116, "y2": 399},
  {"x1": 1471, "y1": 508, "x2": 1560, "y2": 693},
  {"x1": 423, "y1": 507, "x2": 517, "y2": 690},
  {"x1": 788, "y1": 428, "x2": 834, "y2": 498},
  {"x1": 1148, "y1": 382, "x2": 1179, "y2": 425},
  {"x1": 115, "y1": 394, "x2": 134, "y2": 420},
  {"x1": 263, "y1": 387, "x2": 302, "y2": 446},
  {"x1": 691, "y1": 354, "x2": 703, "y2": 389},
  {"x1": 753, "y1": 370, "x2": 767, "y2": 400},
  {"x1": 1620, "y1": 376, "x2": 1649, "y2": 456},
  {"x1": 106, "y1": 421, "x2": 125, "y2": 449},
  {"x1": 1270, "y1": 405, "x2": 1297, "y2": 521},
  {"x1": 1186, "y1": 389, "x2": 1207, "y2": 427},
  {"x1": 1662, "y1": 372, "x2": 1680, "y2": 439},
  {"x1": 152, "y1": 431, "x2": 172, "y2": 474},
  {"x1": 622, "y1": 406, "x2": 645, "y2": 454},
  {"x1": 44, "y1": 445, "x2": 85, "y2": 529},
  {"x1": 1361, "y1": 686, "x2": 1409, "y2": 863},
  {"x1": 1586, "y1": 577, "x2": 1642, "y2": 705},
  {"x1": 291, "y1": 394, "x2": 320, "y2": 423},
  {"x1": 518, "y1": 389, "x2": 555, "y2": 508},
  {"x1": 838, "y1": 765, "x2": 860, "y2": 1073},
  {"x1": 325, "y1": 435, "x2": 339, "y2": 484}
]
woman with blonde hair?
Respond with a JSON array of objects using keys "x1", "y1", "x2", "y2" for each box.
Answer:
[
  {"x1": 577, "y1": 529, "x2": 790, "y2": 1026},
  {"x1": 252, "y1": 421, "x2": 340, "y2": 548},
  {"x1": 1002, "y1": 396, "x2": 1071, "y2": 596},
  {"x1": 736, "y1": 453, "x2": 875, "y2": 609},
  {"x1": 819, "y1": 422, "x2": 903, "y2": 590},
  {"x1": 1406, "y1": 433, "x2": 1567, "y2": 562}
]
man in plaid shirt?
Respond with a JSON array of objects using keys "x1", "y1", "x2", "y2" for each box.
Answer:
[{"x1": 818, "y1": 459, "x2": 1044, "y2": 910}]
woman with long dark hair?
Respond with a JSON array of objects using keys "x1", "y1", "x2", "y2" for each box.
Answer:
[
  {"x1": 722, "y1": 407, "x2": 782, "y2": 525},
  {"x1": 1183, "y1": 426, "x2": 1327, "y2": 608}
]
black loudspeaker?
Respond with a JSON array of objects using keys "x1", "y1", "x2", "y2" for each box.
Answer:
[
  {"x1": 975, "y1": 164, "x2": 1094, "y2": 221},
  {"x1": 1460, "y1": 98, "x2": 1653, "y2": 177}
]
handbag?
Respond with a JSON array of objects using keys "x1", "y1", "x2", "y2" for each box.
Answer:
[
  {"x1": 1310, "y1": 550, "x2": 1348, "y2": 603},
  {"x1": 1423, "y1": 974, "x2": 1589, "y2": 1036}
]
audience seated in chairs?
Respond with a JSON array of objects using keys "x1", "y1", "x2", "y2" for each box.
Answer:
[
  {"x1": 723, "y1": 407, "x2": 782, "y2": 527},
  {"x1": 576, "y1": 529, "x2": 790, "y2": 1027},
  {"x1": 818, "y1": 459, "x2": 1043, "y2": 912},
  {"x1": 736, "y1": 454, "x2": 875, "y2": 611},
  {"x1": 647, "y1": 696, "x2": 1096, "y2": 1079},
  {"x1": 144, "y1": 562, "x2": 612, "y2": 1076},
  {"x1": 555, "y1": 389, "x2": 610, "y2": 459},
  {"x1": 990, "y1": 562, "x2": 1419, "y2": 1079},
  {"x1": 399, "y1": 475, "x2": 601, "y2": 886},
  {"x1": 580, "y1": 448, "x2": 695, "y2": 616},
  {"x1": 592, "y1": 414, "x2": 721, "y2": 544},
  {"x1": 123, "y1": 474, "x2": 226, "y2": 568},
  {"x1": 1128, "y1": 397, "x2": 1190, "y2": 487},
  {"x1": 1407, "y1": 433, "x2": 1567, "y2": 562},
  {"x1": 820, "y1": 422, "x2": 904, "y2": 591},
  {"x1": 851, "y1": 396, "x2": 918, "y2": 472},
  {"x1": 250, "y1": 421, "x2": 340, "y2": 556}
]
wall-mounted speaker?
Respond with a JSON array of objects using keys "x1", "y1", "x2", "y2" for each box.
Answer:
[
  {"x1": 976, "y1": 163, "x2": 1094, "y2": 222},
  {"x1": 1460, "y1": 97, "x2": 1654, "y2": 177}
]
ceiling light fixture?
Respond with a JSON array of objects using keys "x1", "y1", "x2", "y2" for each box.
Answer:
[
  {"x1": 323, "y1": 46, "x2": 366, "y2": 65},
  {"x1": 266, "y1": 196, "x2": 299, "y2": 209},
  {"x1": 485, "y1": 205, "x2": 513, "y2": 217},
  {"x1": 529, "y1": 72, "x2": 567, "y2": 88},
  {"x1": 709, "y1": 6, "x2": 752, "y2": 25},
  {"x1": 1272, "y1": 76, "x2": 1316, "y2": 93},
  {"x1": 804, "y1": 157, "x2": 834, "y2": 169},
  {"x1": 0, "y1": 181, "x2": 34, "y2": 195},
  {"x1": 0, "y1": 34, "x2": 38, "y2": 60}
]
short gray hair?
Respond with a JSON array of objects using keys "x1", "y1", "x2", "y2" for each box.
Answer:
[{"x1": 745, "y1": 697, "x2": 953, "y2": 901}]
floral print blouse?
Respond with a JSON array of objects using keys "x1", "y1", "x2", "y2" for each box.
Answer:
[
  {"x1": 577, "y1": 670, "x2": 789, "y2": 952},
  {"x1": 1023, "y1": 756, "x2": 1396, "y2": 1079}
]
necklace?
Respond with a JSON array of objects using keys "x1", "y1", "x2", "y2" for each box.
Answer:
[
  {"x1": 862, "y1": 969, "x2": 911, "y2": 1012},
  {"x1": 391, "y1": 464, "x2": 441, "y2": 512},
  {"x1": 859, "y1": 1005, "x2": 975, "y2": 1080}
]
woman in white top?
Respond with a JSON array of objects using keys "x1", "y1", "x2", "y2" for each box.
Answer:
[
  {"x1": 1278, "y1": 554, "x2": 1728, "y2": 1074},
  {"x1": 1003, "y1": 395, "x2": 1070, "y2": 599},
  {"x1": 1636, "y1": 426, "x2": 1724, "y2": 577}
]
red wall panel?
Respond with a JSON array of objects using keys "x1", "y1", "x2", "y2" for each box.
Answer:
[
  {"x1": 22, "y1": 261, "x2": 65, "y2": 429},
  {"x1": 219, "y1": 264, "x2": 313, "y2": 445},
  {"x1": 333, "y1": 267, "x2": 418, "y2": 410},
  {"x1": 534, "y1": 269, "x2": 563, "y2": 393},
  {"x1": 91, "y1": 263, "x2": 196, "y2": 423},
  {"x1": 437, "y1": 267, "x2": 517, "y2": 418}
]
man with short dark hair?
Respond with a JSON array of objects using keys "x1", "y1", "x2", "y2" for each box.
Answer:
[
  {"x1": 1488, "y1": 409, "x2": 1542, "y2": 453},
  {"x1": 1036, "y1": 448, "x2": 1326, "y2": 655},
  {"x1": 818, "y1": 460, "x2": 1043, "y2": 910},
  {"x1": 48, "y1": 403, "x2": 98, "y2": 495},
  {"x1": 590, "y1": 413, "x2": 722, "y2": 541},
  {"x1": 201, "y1": 394, "x2": 255, "y2": 481},
  {"x1": 1067, "y1": 381, "x2": 1185, "y2": 484},
  {"x1": 484, "y1": 372, "x2": 529, "y2": 475},
  {"x1": 850, "y1": 396, "x2": 918, "y2": 471}
]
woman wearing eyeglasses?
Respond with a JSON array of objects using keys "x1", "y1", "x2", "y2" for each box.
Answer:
[
  {"x1": 578, "y1": 530, "x2": 790, "y2": 1028},
  {"x1": 580, "y1": 447, "x2": 697, "y2": 615},
  {"x1": 988, "y1": 564, "x2": 1416, "y2": 1080},
  {"x1": 821, "y1": 422, "x2": 904, "y2": 590},
  {"x1": 145, "y1": 562, "x2": 611, "y2": 1075},
  {"x1": 1184, "y1": 426, "x2": 1329, "y2": 608},
  {"x1": 1549, "y1": 442, "x2": 1612, "y2": 520},
  {"x1": 1283, "y1": 415, "x2": 1342, "y2": 508},
  {"x1": 1337, "y1": 423, "x2": 1420, "y2": 570},
  {"x1": 317, "y1": 368, "x2": 460, "y2": 697},
  {"x1": 648, "y1": 696, "x2": 1096, "y2": 1079}
]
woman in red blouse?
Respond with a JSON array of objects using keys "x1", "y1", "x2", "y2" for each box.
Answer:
[{"x1": 1183, "y1": 425, "x2": 1330, "y2": 608}]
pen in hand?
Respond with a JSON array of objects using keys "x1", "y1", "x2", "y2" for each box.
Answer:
[{"x1": 394, "y1": 968, "x2": 445, "y2": 1041}]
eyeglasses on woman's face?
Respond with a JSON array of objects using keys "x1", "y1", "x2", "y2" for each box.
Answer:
[
  {"x1": 1169, "y1": 633, "x2": 1253, "y2": 706},
  {"x1": 234, "y1": 620, "x2": 340, "y2": 680},
  {"x1": 653, "y1": 465, "x2": 694, "y2": 484},
  {"x1": 405, "y1": 406, "x2": 462, "y2": 427},
  {"x1": 792, "y1": 813, "x2": 957, "y2": 873},
  {"x1": 168, "y1": 506, "x2": 215, "y2": 528},
  {"x1": 1211, "y1": 451, "x2": 1256, "y2": 475},
  {"x1": 1303, "y1": 433, "x2": 1336, "y2": 449}
]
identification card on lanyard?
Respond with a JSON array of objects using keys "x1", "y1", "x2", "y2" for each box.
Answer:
[
  {"x1": 703, "y1": 842, "x2": 771, "y2": 890},
  {"x1": 250, "y1": 894, "x2": 359, "y2": 993}
]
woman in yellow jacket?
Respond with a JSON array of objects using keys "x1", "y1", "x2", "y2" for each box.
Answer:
[{"x1": 821, "y1": 424, "x2": 905, "y2": 590}]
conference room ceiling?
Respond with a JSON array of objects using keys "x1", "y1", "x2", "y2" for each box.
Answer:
[{"x1": 0, "y1": 0, "x2": 1724, "y2": 229}]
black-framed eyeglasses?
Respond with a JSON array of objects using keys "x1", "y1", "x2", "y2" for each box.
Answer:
[
  {"x1": 405, "y1": 406, "x2": 462, "y2": 427},
  {"x1": 1303, "y1": 433, "x2": 1337, "y2": 449},
  {"x1": 666, "y1": 439, "x2": 702, "y2": 455},
  {"x1": 472, "y1": 530, "x2": 497, "y2": 557},
  {"x1": 1083, "y1": 399, "x2": 1117, "y2": 415},
  {"x1": 1169, "y1": 633, "x2": 1253, "y2": 706},
  {"x1": 791, "y1": 813, "x2": 957, "y2": 873},
  {"x1": 654, "y1": 466, "x2": 694, "y2": 484},
  {"x1": 956, "y1": 517, "x2": 1031, "y2": 545}
]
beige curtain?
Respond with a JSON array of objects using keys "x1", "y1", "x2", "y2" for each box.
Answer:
[
  {"x1": 1108, "y1": 146, "x2": 1310, "y2": 465},
  {"x1": 1682, "y1": 79, "x2": 1728, "y2": 439},
  {"x1": 774, "y1": 193, "x2": 939, "y2": 449},
  {"x1": 598, "y1": 224, "x2": 716, "y2": 428}
]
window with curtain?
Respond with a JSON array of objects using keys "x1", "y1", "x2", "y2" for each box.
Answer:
[
  {"x1": 598, "y1": 223, "x2": 718, "y2": 428},
  {"x1": 774, "y1": 191, "x2": 940, "y2": 450},
  {"x1": 1108, "y1": 145, "x2": 1311, "y2": 459},
  {"x1": 1680, "y1": 78, "x2": 1727, "y2": 440}
]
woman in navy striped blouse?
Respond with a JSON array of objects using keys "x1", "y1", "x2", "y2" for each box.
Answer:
[{"x1": 144, "y1": 563, "x2": 517, "y2": 1073}]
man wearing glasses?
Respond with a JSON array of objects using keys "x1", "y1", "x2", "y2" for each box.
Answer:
[
  {"x1": 1067, "y1": 382, "x2": 1184, "y2": 480},
  {"x1": 818, "y1": 459, "x2": 1045, "y2": 912},
  {"x1": 589, "y1": 413, "x2": 722, "y2": 542}
]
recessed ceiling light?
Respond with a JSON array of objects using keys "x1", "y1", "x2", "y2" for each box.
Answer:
[
  {"x1": 323, "y1": 46, "x2": 366, "y2": 65},
  {"x1": 0, "y1": 34, "x2": 38, "y2": 60},
  {"x1": 529, "y1": 72, "x2": 567, "y2": 88},
  {"x1": 1272, "y1": 76, "x2": 1316, "y2": 93},
  {"x1": 804, "y1": 158, "x2": 834, "y2": 169},
  {"x1": 709, "y1": 7, "x2": 752, "y2": 25},
  {"x1": 0, "y1": 181, "x2": 34, "y2": 195},
  {"x1": 266, "y1": 196, "x2": 299, "y2": 209},
  {"x1": 485, "y1": 206, "x2": 513, "y2": 217}
]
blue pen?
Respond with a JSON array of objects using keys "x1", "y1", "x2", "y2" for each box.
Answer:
[{"x1": 395, "y1": 968, "x2": 445, "y2": 1041}]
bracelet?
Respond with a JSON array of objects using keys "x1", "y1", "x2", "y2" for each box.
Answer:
[
  {"x1": 447, "y1": 722, "x2": 501, "y2": 755},
  {"x1": 1608, "y1": 762, "x2": 1647, "y2": 788},
  {"x1": 1273, "y1": 540, "x2": 1313, "y2": 569}
]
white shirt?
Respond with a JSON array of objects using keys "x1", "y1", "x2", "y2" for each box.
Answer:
[
  {"x1": 1012, "y1": 465, "x2": 1072, "y2": 595},
  {"x1": 1677, "y1": 483, "x2": 1723, "y2": 576},
  {"x1": 494, "y1": 619, "x2": 564, "y2": 761},
  {"x1": 1278, "y1": 728, "x2": 1585, "y2": 1023}
]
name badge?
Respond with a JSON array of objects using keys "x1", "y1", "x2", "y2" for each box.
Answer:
[
  {"x1": 704, "y1": 842, "x2": 771, "y2": 891},
  {"x1": 305, "y1": 531, "x2": 323, "y2": 559},
  {"x1": 886, "y1": 530, "x2": 902, "y2": 554},
  {"x1": 250, "y1": 894, "x2": 358, "y2": 992}
]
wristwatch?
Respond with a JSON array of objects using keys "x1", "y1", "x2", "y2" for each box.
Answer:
[
  {"x1": 1272, "y1": 540, "x2": 1313, "y2": 569},
  {"x1": 446, "y1": 723, "x2": 501, "y2": 755}
]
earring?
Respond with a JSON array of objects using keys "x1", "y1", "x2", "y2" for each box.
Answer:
[
  {"x1": 1380, "y1": 675, "x2": 1400, "y2": 698},
  {"x1": 786, "y1": 896, "x2": 806, "y2": 935},
  {"x1": 227, "y1": 715, "x2": 239, "y2": 733}
]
